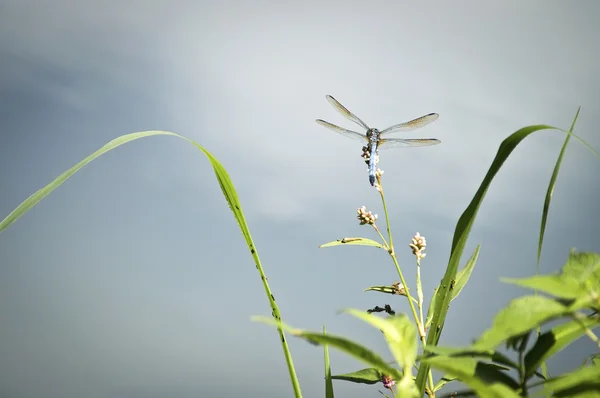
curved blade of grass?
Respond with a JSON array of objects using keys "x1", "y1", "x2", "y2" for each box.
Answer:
[
  {"x1": 0, "y1": 131, "x2": 302, "y2": 397},
  {"x1": 415, "y1": 123, "x2": 558, "y2": 393},
  {"x1": 534, "y1": 107, "x2": 579, "y2": 389},
  {"x1": 1, "y1": 131, "x2": 173, "y2": 233}
]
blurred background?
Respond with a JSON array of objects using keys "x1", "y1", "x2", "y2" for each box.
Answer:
[{"x1": 1, "y1": 1, "x2": 599, "y2": 397}]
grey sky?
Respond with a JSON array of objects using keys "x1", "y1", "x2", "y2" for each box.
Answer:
[{"x1": 1, "y1": 1, "x2": 599, "y2": 397}]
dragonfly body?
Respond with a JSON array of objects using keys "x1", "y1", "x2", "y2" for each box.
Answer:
[
  {"x1": 366, "y1": 128, "x2": 381, "y2": 185},
  {"x1": 316, "y1": 95, "x2": 440, "y2": 186}
]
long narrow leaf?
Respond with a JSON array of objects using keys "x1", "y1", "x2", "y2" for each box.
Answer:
[
  {"x1": 537, "y1": 107, "x2": 579, "y2": 265},
  {"x1": 0, "y1": 131, "x2": 302, "y2": 397},
  {"x1": 415, "y1": 124, "x2": 558, "y2": 393}
]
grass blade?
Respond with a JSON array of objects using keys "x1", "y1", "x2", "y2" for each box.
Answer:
[
  {"x1": 0, "y1": 131, "x2": 302, "y2": 397},
  {"x1": 537, "y1": 107, "x2": 580, "y2": 265},
  {"x1": 535, "y1": 107, "x2": 579, "y2": 388}
]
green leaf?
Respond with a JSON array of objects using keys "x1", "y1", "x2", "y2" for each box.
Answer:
[
  {"x1": 525, "y1": 316, "x2": 600, "y2": 379},
  {"x1": 394, "y1": 376, "x2": 421, "y2": 398},
  {"x1": 537, "y1": 107, "x2": 580, "y2": 265},
  {"x1": 323, "y1": 325, "x2": 334, "y2": 398},
  {"x1": 364, "y1": 285, "x2": 419, "y2": 304},
  {"x1": 319, "y1": 237, "x2": 384, "y2": 249},
  {"x1": 451, "y1": 245, "x2": 480, "y2": 302},
  {"x1": 502, "y1": 275, "x2": 581, "y2": 299},
  {"x1": 343, "y1": 309, "x2": 417, "y2": 372},
  {"x1": 473, "y1": 295, "x2": 569, "y2": 350},
  {"x1": 421, "y1": 356, "x2": 521, "y2": 397},
  {"x1": 364, "y1": 285, "x2": 402, "y2": 295},
  {"x1": 0, "y1": 131, "x2": 302, "y2": 397},
  {"x1": 425, "y1": 286, "x2": 439, "y2": 330},
  {"x1": 253, "y1": 316, "x2": 403, "y2": 381},
  {"x1": 331, "y1": 367, "x2": 382, "y2": 384},
  {"x1": 424, "y1": 245, "x2": 480, "y2": 330},
  {"x1": 424, "y1": 345, "x2": 518, "y2": 370},
  {"x1": 415, "y1": 117, "x2": 599, "y2": 393},
  {"x1": 537, "y1": 363, "x2": 600, "y2": 397},
  {"x1": 503, "y1": 251, "x2": 600, "y2": 300},
  {"x1": 433, "y1": 375, "x2": 458, "y2": 392}
]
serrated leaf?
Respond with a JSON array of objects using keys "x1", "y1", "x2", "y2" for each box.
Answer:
[
  {"x1": 525, "y1": 316, "x2": 600, "y2": 379},
  {"x1": 421, "y1": 356, "x2": 521, "y2": 397},
  {"x1": 319, "y1": 237, "x2": 384, "y2": 249},
  {"x1": 473, "y1": 295, "x2": 569, "y2": 350},
  {"x1": 331, "y1": 367, "x2": 382, "y2": 384},
  {"x1": 253, "y1": 316, "x2": 402, "y2": 380},
  {"x1": 537, "y1": 363, "x2": 600, "y2": 397},
  {"x1": 343, "y1": 309, "x2": 417, "y2": 371}
]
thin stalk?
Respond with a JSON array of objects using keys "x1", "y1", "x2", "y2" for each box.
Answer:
[{"x1": 377, "y1": 180, "x2": 435, "y2": 395}]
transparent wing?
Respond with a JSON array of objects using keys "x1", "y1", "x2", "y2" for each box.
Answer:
[
  {"x1": 379, "y1": 113, "x2": 439, "y2": 135},
  {"x1": 315, "y1": 119, "x2": 368, "y2": 143},
  {"x1": 325, "y1": 95, "x2": 371, "y2": 131},
  {"x1": 378, "y1": 138, "x2": 441, "y2": 150}
]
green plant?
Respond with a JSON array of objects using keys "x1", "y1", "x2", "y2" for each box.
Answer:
[
  {"x1": 255, "y1": 107, "x2": 600, "y2": 397},
  {"x1": 1, "y1": 107, "x2": 598, "y2": 397}
]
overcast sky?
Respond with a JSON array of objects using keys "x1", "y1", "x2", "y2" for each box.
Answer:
[{"x1": 1, "y1": 1, "x2": 599, "y2": 397}]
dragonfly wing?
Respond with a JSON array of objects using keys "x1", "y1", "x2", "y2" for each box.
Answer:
[
  {"x1": 325, "y1": 95, "x2": 371, "y2": 131},
  {"x1": 315, "y1": 119, "x2": 369, "y2": 143},
  {"x1": 380, "y1": 113, "x2": 439, "y2": 135},
  {"x1": 378, "y1": 138, "x2": 441, "y2": 150}
]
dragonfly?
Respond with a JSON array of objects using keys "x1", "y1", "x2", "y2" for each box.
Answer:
[{"x1": 316, "y1": 95, "x2": 440, "y2": 186}]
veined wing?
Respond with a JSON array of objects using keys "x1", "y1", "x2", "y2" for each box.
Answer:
[
  {"x1": 325, "y1": 95, "x2": 371, "y2": 131},
  {"x1": 315, "y1": 119, "x2": 368, "y2": 143},
  {"x1": 378, "y1": 138, "x2": 441, "y2": 150},
  {"x1": 380, "y1": 113, "x2": 439, "y2": 135}
]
